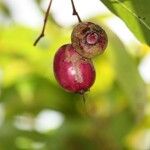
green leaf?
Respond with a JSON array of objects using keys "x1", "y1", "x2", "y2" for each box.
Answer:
[{"x1": 101, "y1": 0, "x2": 150, "y2": 45}]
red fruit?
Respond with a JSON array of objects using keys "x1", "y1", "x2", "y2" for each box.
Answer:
[
  {"x1": 71, "y1": 22, "x2": 108, "y2": 58},
  {"x1": 53, "y1": 44, "x2": 96, "y2": 93}
]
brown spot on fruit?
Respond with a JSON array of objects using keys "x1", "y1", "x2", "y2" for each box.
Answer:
[{"x1": 71, "y1": 22, "x2": 108, "y2": 58}]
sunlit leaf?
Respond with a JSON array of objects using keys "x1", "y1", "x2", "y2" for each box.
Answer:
[{"x1": 101, "y1": 0, "x2": 150, "y2": 45}]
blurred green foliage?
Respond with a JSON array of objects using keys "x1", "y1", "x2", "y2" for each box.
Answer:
[{"x1": 0, "y1": 1, "x2": 150, "y2": 150}]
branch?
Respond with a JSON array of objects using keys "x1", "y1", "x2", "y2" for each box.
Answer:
[
  {"x1": 71, "y1": 0, "x2": 82, "y2": 22},
  {"x1": 34, "y1": 0, "x2": 53, "y2": 46}
]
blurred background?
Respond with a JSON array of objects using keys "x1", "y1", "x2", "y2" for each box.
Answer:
[{"x1": 0, "y1": 0, "x2": 150, "y2": 149}]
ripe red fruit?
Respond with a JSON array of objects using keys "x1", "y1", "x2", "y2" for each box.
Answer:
[
  {"x1": 53, "y1": 44, "x2": 96, "y2": 93},
  {"x1": 71, "y1": 22, "x2": 108, "y2": 58}
]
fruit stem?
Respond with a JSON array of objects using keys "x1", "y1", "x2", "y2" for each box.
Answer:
[
  {"x1": 82, "y1": 93, "x2": 88, "y2": 116},
  {"x1": 71, "y1": 0, "x2": 82, "y2": 22},
  {"x1": 33, "y1": 0, "x2": 53, "y2": 46}
]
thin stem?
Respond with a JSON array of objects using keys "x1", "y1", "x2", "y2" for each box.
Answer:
[
  {"x1": 71, "y1": 0, "x2": 82, "y2": 22},
  {"x1": 82, "y1": 93, "x2": 86, "y2": 105},
  {"x1": 34, "y1": 0, "x2": 53, "y2": 46},
  {"x1": 82, "y1": 93, "x2": 88, "y2": 116}
]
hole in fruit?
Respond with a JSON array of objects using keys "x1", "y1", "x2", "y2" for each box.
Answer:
[{"x1": 86, "y1": 32, "x2": 99, "y2": 45}]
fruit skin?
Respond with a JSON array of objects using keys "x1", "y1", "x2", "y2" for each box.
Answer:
[
  {"x1": 53, "y1": 44, "x2": 96, "y2": 93},
  {"x1": 71, "y1": 22, "x2": 108, "y2": 58}
]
